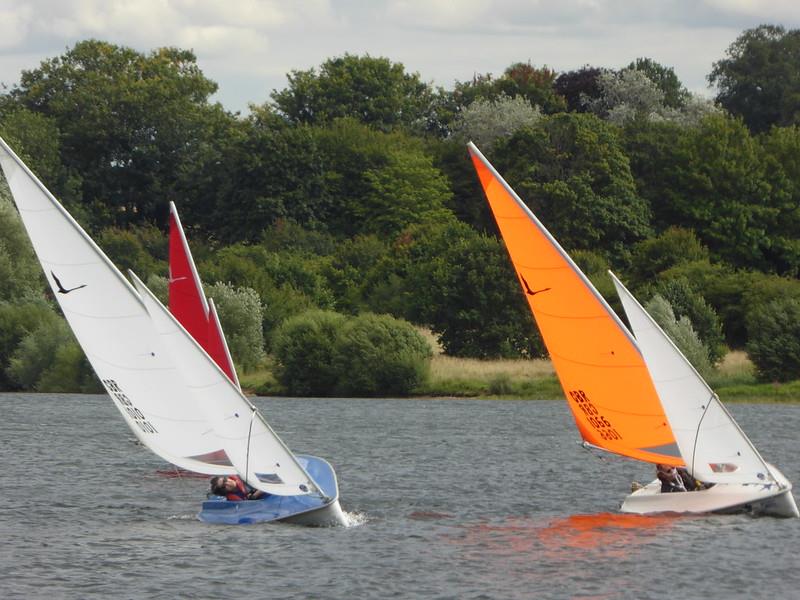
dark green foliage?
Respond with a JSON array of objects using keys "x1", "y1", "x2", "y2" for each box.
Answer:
[
  {"x1": 492, "y1": 113, "x2": 651, "y2": 264},
  {"x1": 332, "y1": 313, "x2": 432, "y2": 396},
  {"x1": 759, "y1": 125, "x2": 800, "y2": 276},
  {"x1": 97, "y1": 225, "x2": 167, "y2": 278},
  {"x1": 7, "y1": 316, "x2": 100, "y2": 392},
  {"x1": 9, "y1": 39, "x2": 229, "y2": 229},
  {"x1": 370, "y1": 220, "x2": 544, "y2": 358},
  {"x1": 624, "y1": 113, "x2": 777, "y2": 271},
  {"x1": 629, "y1": 228, "x2": 710, "y2": 286},
  {"x1": 273, "y1": 310, "x2": 430, "y2": 396},
  {"x1": 272, "y1": 310, "x2": 346, "y2": 396},
  {"x1": 0, "y1": 300, "x2": 58, "y2": 390},
  {"x1": 312, "y1": 118, "x2": 455, "y2": 237},
  {"x1": 0, "y1": 189, "x2": 45, "y2": 302},
  {"x1": 270, "y1": 54, "x2": 434, "y2": 131},
  {"x1": 709, "y1": 25, "x2": 800, "y2": 133},
  {"x1": 746, "y1": 298, "x2": 800, "y2": 382}
]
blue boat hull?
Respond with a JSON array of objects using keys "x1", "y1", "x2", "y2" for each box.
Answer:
[{"x1": 197, "y1": 454, "x2": 344, "y2": 526}]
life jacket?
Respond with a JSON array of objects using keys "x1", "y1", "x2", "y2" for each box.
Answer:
[{"x1": 225, "y1": 475, "x2": 250, "y2": 501}]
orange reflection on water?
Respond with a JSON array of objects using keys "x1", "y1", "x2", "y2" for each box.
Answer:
[{"x1": 451, "y1": 512, "x2": 683, "y2": 562}]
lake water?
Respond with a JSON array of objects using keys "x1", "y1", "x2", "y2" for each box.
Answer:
[{"x1": 1, "y1": 393, "x2": 799, "y2": 599}]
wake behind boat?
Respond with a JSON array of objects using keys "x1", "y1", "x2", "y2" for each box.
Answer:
[
  {"x1": 0, "y1": 136, "x2": 345, "y2": 526},
  {"x1": 467, "y1": 141, "x2": 797, "y2": 518}
]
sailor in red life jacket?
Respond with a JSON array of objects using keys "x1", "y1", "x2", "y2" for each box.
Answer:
[{"x1": 210, "y1": 475, "x2": 267, "y2": 501}]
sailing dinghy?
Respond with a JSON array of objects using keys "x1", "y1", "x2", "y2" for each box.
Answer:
[
  {"x1": 166, "y1": 202, "x2": 345, "y2": 524},
  {"x1": 611, "y1": 273, "x2": 798, "y2": 517},
  {"x1": 0, "y1": 136, "x2": 344, "y2": 526},
  {"x1": 468, "y1": 141, "x2": 797, "y2": 517}
]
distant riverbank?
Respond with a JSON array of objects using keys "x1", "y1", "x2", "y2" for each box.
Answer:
[{"x1": 240, "y1": 350, "x2": 800, "y2": 403}]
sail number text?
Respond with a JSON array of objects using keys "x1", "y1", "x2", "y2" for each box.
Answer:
[
  {"x1": 102, "y1": 379, "x2": 159, "y2": 434},
  {"x1": 568, "y1": 389, "x2": 622, "y2": 441}
]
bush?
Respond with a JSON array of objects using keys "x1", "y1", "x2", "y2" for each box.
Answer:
[
  {"x1": 647, "y1": 277, "x2": 726, "y2": 364},
  {"x1": 273, "y1": 310, "x2": 432, "y2": 396},
  {"x1": 645, "y1": 294, "x2": 713, "y2": 378},
  {"x1": 332, "y1": 313, "x2": 432, "y2": 396},
  {"x1": 206, "y1": 282, "x2": 266, "y2": 372},
  {"x1": 273, "y1": 310, "x2": 346, "y2": 396},
  {"x1": 7, "y1": 317, "x2": 100, "y2": 392},
  {"x1": 746, "y1": 298, "x2": 800, "y2": 382}
]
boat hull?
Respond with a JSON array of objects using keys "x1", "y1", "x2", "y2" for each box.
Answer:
[
  {"x1": 621, "y1": 464, "x2": 799, "y2": 518},
  {"x1": 198, "y1": 454, "x2": 346, "y2": 526}
]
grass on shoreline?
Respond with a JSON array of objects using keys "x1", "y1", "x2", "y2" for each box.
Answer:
[{"x1": 239, "y1": 349, "x2": 800, "y2": 403}]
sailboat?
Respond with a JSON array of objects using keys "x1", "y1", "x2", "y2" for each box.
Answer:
[
  {"x1": 467, "y1": 141, "x2": 797, "y2": 517},
  {"x1": 166, "y1": 202, "x2": 345, "y2": 524},
  {"x1": 611, "y1": 273, "x2": 798, "y2": 516},
  {"x1": 0, "y1": 136, "x2": 345, "y2": 526}
]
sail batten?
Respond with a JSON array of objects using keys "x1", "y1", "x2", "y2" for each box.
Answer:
[{"x1": 469, "y1": 142, "x2": 681, "y2": 465}]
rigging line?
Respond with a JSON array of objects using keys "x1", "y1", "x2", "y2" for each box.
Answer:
[
  {"x1": 244, "y1": 407, "x2": 256, "y2": 491},
  {"x1": 691, "y1": 394, "x2": 714, "y2": 476}
]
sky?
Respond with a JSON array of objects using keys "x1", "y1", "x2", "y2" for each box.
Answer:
[{"x1": 1, "y1": 0, "x2": 799, "y2": 114}]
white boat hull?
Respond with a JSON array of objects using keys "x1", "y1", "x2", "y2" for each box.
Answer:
[{"x1": 621, "y1": 465, "x2": 799, "y2": 518}]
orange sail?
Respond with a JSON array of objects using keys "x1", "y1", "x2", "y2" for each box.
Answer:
[{"x1": 468, "y1": 142, "x2": 681, "y2": 465}]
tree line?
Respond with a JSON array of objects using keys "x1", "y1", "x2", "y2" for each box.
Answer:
[{"x1": 1, "y1": 24, "x2": 800, "y2": 394}]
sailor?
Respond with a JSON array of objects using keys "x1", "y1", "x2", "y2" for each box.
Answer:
[
  {"x1": 210, "y1": 475, "x2": 266, "y2": 501},
  {"x1": 656, "y1": 464, "x2": 688, "y2": 493}
]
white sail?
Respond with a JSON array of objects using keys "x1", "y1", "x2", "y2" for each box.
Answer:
[
  {"x1": 130, "y1": 272, "x2": 320, "y2": 497},
  {"x1": 610, "y1": 272, "x2": 773, "y2": 485},
  {"x1": 0, "y1": 136, "x2": 233, "y2": 474}
]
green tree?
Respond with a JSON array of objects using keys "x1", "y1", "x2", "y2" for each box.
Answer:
[
  {"x1": 97, "y1": 224, "x2": 167, "y2": 278},
  {"x1": 746, "y1": 297, "x2": 800, "y2": 382},
  {"x1": 373, "y1": 220, "x2": 543, "y2": 358},
  {"x1": 647, "y1": 277, "x2": 726, "y2": 364},
  {"x1": 313, "y1": 118, "x2": 456, "y2": 237},
  {"x1": 450, "y1": 94, "x2": 542, "y2": 150},
  {"x1": 759, "y1": 125, "x2": 800, "y2": 275},
  {"x1": 270, "y1": 54, "x2": 434, "y2": 131},
  {"x1": 206, "y1": 282, "x2": 266, "y2": 372},
  {"x1": 272, "y1": 310, "x2": 347, "y2": 396},
  {"x1": 7, "y1": 317, "x2": 99, "y2": 392},
  {"x1": 554, "y1": 66, "x2": 603, "y2": 113},
  {"x1": 0, "y1": 187, "x2": 45, "y2": 301},
  {"x1": 628, "y1": 227, "x2": 710, "y2": 286},
  {"x1": 451, "y1": 62, "x2": 565, "y2": 115},
  {"x1": 709, "y1": 25, "x2": 800, "y2": 133},
  {"x1": 0, "y1": 299, "x2": 58, "y2": 390},
  {"x1": 492, "y1": 113, "x2": 651, "y2": 264},
  {"x1": 9, "y1": 39, "x2": 231, "y2": 228},
  {"x1": 626, "y1": 58, "x2": 689, "y2": 108},
  {"x1": 332, "y1": 313, "x2": 431, "y2": 396},
  {"x1": 645, "y1": 294, "x2": 713, "y2": 378}
]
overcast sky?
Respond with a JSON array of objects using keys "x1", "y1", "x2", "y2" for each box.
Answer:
[{"x1": 1, "y1": 0, "x2": 799, "y2": 114}]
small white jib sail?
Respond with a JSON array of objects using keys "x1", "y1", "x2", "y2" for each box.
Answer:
[
  {"x1": 131, "y1": 272, "x2": 322, "y2": 497},
  {"x1": 610, "y1": 272, "x2": 777, "y2": 486}
]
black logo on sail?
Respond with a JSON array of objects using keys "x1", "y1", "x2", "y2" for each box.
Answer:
[
  {"x1": 51, "y1": 271, "x2": 86, "y2": 294},
  {"x1": 520, "y1": 274, "x2": 550, "y2": 297}
]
